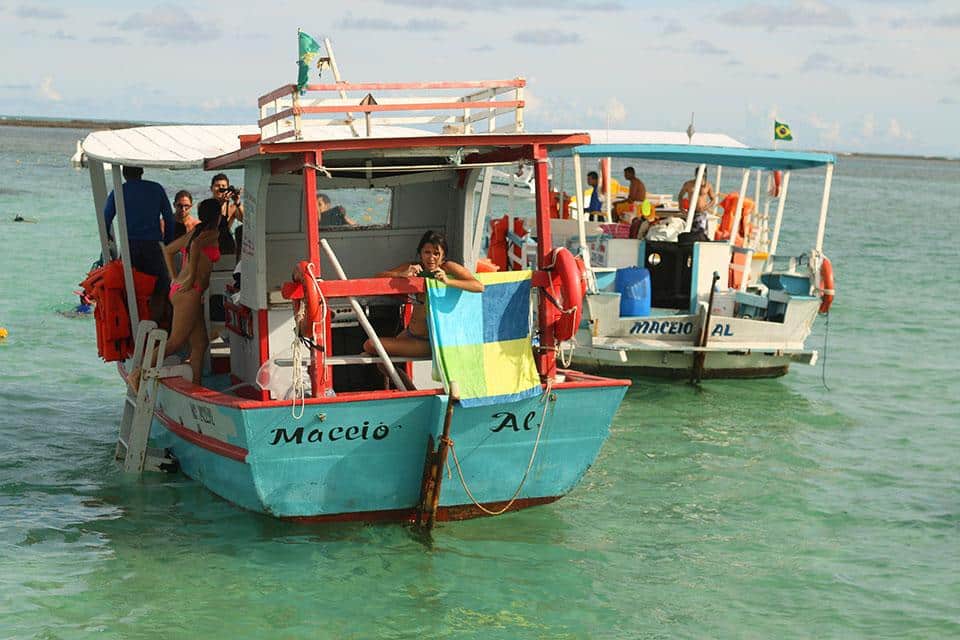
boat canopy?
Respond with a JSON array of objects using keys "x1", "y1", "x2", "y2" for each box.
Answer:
[
  {"x1": 81, "y1": 123, "x2": 436, "y2": 170},
  {"x1": 82, "y1": 125, "x2": 259, "y2": 169},
  {"x1": 549, "y1": 129, "x2": 834, "y2": 170}
]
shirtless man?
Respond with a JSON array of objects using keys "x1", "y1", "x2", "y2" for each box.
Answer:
[
  {"x1": 678, "y1": 168, "x2": 717, "y2": 233},
  {"x1": 614, "y1": 166, "x2": 647, "y2": 222}
]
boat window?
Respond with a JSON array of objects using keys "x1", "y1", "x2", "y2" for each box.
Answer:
[{"x1": 317, "y1": 188, "x2": 392, "y2": 230}]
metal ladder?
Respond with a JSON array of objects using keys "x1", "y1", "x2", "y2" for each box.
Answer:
[{"x1": 116, "y1": 321, "x2": 190, "y2": 473}]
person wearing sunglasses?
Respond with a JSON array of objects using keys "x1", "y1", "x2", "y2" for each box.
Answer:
[{"x1": 172, "y1": 190, "x2": 198, "y2": 240}]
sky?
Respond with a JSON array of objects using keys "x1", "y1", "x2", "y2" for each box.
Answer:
[{"x1": 0, "y1": 0, "x2": 957, "y2": 157}]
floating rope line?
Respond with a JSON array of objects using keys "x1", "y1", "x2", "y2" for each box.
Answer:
[
  {"x1": 449, "y1": 379, "x2": 553, "y2": 516},
  {"x1": 290, "y1": 302, "x2": 307, "y2": 419},
  {"x1": 820, "y1": 311, "x2": 831, "y2": 392}
]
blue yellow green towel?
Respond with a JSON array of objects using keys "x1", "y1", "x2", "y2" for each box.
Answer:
[{"x1": 425, "y1": 271, "x2": 542, "y2": 407}]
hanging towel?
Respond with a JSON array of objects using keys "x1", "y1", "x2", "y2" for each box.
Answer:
[{"x1": 425, "y1": 270, "x2": 542, "y2": 407}]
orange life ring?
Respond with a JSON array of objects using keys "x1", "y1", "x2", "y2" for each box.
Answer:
[
  {"x1": 548, "y1": 247, "x2": 585, "y2": 342},
  {"x1": 297, "y1": 260, "x2": 323, "y2": 339},
  {"x1": 819, "y1": 256, "x2": 835, "y2": 314}
]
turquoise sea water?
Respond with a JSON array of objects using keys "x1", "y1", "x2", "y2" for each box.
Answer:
[{"x1": 0, "y1": 126, "x2": 957, "y2": 638}]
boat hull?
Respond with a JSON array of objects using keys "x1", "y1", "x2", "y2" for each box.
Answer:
[
  {"x1": 146, "y1": 372, "x2": 628, "y2": 521},
  {"x1": 573, "y1": 296, "x2": 820, "y2": 379},
  {"x1": 573, "y1": 348, "x2": 794, "y2": 379}
]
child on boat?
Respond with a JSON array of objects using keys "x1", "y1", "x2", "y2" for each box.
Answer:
[{"x1": 363, "y1": 230, "x2": 483, "y2": 360}]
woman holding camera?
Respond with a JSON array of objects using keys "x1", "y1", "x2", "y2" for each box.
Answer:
[{"x1": 363, "y1": 230, "x2": 483, "y2": 360}]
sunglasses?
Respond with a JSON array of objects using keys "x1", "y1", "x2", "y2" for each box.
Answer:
[{"x1": 175, "y1": 203, "x2": 192, "y2": 209}]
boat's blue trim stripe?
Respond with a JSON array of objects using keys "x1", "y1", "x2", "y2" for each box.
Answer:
[{"x1": 551, "y1": 144, "x2": 835, "y2": 170}]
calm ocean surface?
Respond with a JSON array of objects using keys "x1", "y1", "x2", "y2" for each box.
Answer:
[{"x1": 0, "y1": 126, "x2": 957, "y2": 639}]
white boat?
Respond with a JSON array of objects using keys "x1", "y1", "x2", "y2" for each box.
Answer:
[{"x1": 540, "y1": 130, "x2": 836, "y2": 379}]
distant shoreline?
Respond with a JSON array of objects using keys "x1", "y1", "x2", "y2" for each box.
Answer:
[
  {"x1": 1, "y1": 115, "x2": 955, "y2": 162},
  {"x1": 0, "y1": 116, "x2": 153, "y2": 130}
]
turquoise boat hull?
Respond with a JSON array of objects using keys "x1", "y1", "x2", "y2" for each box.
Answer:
[{"x1": 145, "y1": 372, "x2": 629, "y2": 522}]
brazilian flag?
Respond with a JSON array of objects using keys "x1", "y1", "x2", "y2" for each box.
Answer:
[
  {"x1": 297, "y1": 30, "x2": 322, "y2": 95},
  {"x1": 774, "y1": 121, "x2": 793, "y2": 141}
]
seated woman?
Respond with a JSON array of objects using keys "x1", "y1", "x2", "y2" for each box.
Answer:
[
  {"x1": 129, "y1": 199, "x2": 222, "y2": 391},
  {"x1": 363, "y1": 230, "x2": 483, "y2": 363}
]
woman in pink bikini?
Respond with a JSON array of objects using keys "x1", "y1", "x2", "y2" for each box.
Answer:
[{"x1": 129, "y1": 199, "x2": 221, "y2": 391}]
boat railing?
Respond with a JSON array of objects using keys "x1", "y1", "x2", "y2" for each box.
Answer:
[{"x1": 257, "y1": 79, "x2": 526, "y2": 143}]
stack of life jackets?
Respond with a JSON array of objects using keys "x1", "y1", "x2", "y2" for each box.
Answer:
[{"x1": 80, "y1": 261, "x2": 157, "y2": 362}]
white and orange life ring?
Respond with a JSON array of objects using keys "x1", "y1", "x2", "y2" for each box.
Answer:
[
  {"x1": 819, "y1": 256, "x2": 835, "y2": 314},
  {"x1": 547, "y1": 247, "x2": 586, "y2": 342}
]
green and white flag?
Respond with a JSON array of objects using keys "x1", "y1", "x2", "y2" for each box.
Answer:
[{"x1": 297, "y1": 29, "x2": 322, "y2": 94}]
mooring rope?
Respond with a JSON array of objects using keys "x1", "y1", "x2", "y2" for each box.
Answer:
[
  {"x1": 820, "y1": 311, "x2": 831, "y2": 392},
  {"x1": 448, "y1": 379, "x2": 554, "y2": 516}
]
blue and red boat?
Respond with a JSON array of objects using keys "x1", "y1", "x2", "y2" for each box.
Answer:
[{"x1": 80, "y1": 71, "x2": 629, "y2": 523}]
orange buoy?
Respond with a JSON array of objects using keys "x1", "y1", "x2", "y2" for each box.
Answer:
[{"x1": 819, "y1": 256, "x2": 835, "y2": 314}]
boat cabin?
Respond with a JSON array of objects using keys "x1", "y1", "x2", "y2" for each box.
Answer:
[{"x1": 83, "y1": 78, "x2": 592, "y2": 400}]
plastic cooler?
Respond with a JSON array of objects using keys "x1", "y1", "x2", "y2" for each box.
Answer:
[{"x1": 615, "y1": 267, "x2": 651, "y2": 317}]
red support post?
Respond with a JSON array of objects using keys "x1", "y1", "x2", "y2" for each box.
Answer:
[
  {"x1": 531, "y1": 144, "x2": 557, "y2": 381},
  {"x1": 303, "y1": 152, "x2": 329, "y2": 397}
]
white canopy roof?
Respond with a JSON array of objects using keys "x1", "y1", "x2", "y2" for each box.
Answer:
[
  {"x1": 82, "y1": 125, "x2": 259, "y2": 169},
  {"x1": 552, "y1": 129, "x2": 747, "y2": 148},
  {"x1": 81, "y1": 123, "x2": 437, "y2": 169}
]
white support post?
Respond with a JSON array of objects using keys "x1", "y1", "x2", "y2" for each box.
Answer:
[
  {"x1": 472, "y1": 167, "x2": 493, "y2": 265},
  {"x1": 573, "y1": 153, "x2": 597, "y2": 292},
  {"x1": 293, "y1": 89, "x2": 302, "y2": 140},
  {"x1": 730, "y1": 170, "x2": 759, "y2": 291},
  {"x1": 111, "y1": 164, "x2": 140, "y2": 333},
  {"x1": 714, "y1": 164, "x2": 722, "y2": 205},
  {"x1": 319, "y1": 239, "x2": 407, "y2": 391},
  {"x1": 752, "y1": 169, "x2": 763, "y2": 248},
  {"x1": 728, "y1": 169, "x2": 751, "y2": 247},
  {"x1": 514, "y1": 81, "x2": 523, "y2": 132},
  {"x1": 323, "y1": 37, "x2": 360, "y2": 138},
  {"x1": 89, "y1": 161, "x2": 111, "y2": 262},
  {"x1": 814, "y1": 163, "x2": 834, "y2": 254},
  {"x1": 768, "y1": 170, "x2": 791, "y2": 257},
  {"x1": 557, "y1": 158, "x2": 565, "y2": 220},
  {"x1": 754, "y1": 169, "x2": 761, "y2": 212},
  {"x1": 602, "y1": 158, "x2": 612, "y2": 223},
  {"x1": 684, "y1": 163, "x2": 706, "y2": 232}
]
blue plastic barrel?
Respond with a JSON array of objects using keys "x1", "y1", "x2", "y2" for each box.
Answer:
[{"x1": 615, "y1": 267, "x2": 651, "y2": 317}]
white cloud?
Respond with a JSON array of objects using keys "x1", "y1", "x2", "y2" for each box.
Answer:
[
  {"x1": 862, "y1": 113, "x2": 876, "y2": 138},
  {"x1": 606, "y1": 97, "x2": 627, "y2": 125},
  {"x1": 514, "y1": 29, "x2": 581, "y2": 45},
  {"x1": 807, "y1": 113, "x2": 841, "y2": 146},
  {"x1": 718, "y1": 0, "x2": 853, "y2": 30},
  {"x1": 887, "y1": 117, "x2": 912, "y2": 141},
  {"x1": 38, "y1": 77, "x2": 61, "y2": 102},
  {"x1": 119, "y1": 3, "x2": 218, "y2": 41}
]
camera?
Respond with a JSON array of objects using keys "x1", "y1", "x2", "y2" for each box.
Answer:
[
  {"x1": 219, "y1": 185, "x2": 240, "y2": 196},
  {"x1": 419, "y1": 265, "x2": 439, "y2": 279}
]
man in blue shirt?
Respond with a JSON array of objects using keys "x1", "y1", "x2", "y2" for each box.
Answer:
[
  {"x1": 104, "y1": 166, "x2": 174, "y2": 323},
  {"x1": 584, "y1": 171, "x2": 603, "y2": 221}
]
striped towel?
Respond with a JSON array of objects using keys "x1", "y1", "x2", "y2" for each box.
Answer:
[{"x1": 425, "y1": 271, "x2": 542, "y2": 407}]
